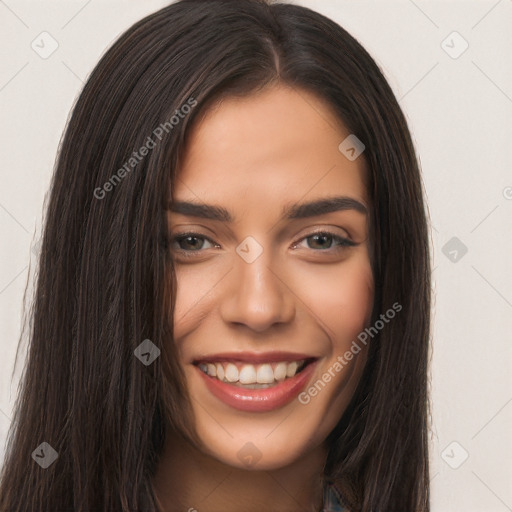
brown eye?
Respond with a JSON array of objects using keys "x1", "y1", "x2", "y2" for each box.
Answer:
[
  {"x1": 170, "y1": 232, "x2": 218, "y2": 256},
  {"x1": 295, "y1": 231, "x2": 356, "y2": 251}
]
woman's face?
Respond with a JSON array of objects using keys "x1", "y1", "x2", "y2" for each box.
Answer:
[{"x1": 167, "y1": 84, "x2": 374, "y2": 470}]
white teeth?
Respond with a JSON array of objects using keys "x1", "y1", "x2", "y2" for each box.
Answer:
[
  {"x1": 239, "y1": 364, "x2": 257, "y2": 384},
  {"x1": 225, "y1": 363, "x2": 239, "y2": 382},
  {"x1": 198, "y1": 359, "x2": 309, "y2": 385},
  {"x1": 274, "y1": 362, "x2": 287, "y2": 381},
  {"x1": 256, "y1": 364, "x2": 274, "y2": 384},
  {"x1": 286, "y1": 361, "x2": 298, "y2": 378},
  {"x1": 216, "y1": 363, "x2": 225, "y2": 381}
]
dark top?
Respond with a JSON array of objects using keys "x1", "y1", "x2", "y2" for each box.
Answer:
[{"x1": 323, "y1": 483, "x2": 348, "y2": 511}]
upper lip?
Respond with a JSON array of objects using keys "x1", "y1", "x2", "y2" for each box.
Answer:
[{"x1": 192, "y1": 351, "x2": 318, "y2": 364}]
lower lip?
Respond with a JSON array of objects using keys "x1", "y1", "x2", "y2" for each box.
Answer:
[{"x1": 195, "y1": 360, "x2": 318, "y2": 412}]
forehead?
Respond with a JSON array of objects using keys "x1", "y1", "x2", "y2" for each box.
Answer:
[{"x1": 173, "y1": 84, "x2": 368, "y2": 210}]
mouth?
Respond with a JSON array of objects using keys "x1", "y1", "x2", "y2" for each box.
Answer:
[
  {"x1": 193, "y1": 358, "x2": 314, "y2": 388},
  {"x1": 192, "y1": 354, "x2": 318, "y2": 412}
]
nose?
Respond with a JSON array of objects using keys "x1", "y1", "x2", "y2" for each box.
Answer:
[{"x1": 220, "y1": 249, "x2": 296, "y2": 333}]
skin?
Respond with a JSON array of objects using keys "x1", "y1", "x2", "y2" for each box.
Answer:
[{"x1": 153, "y1": 84, "x2": 374, "y2": 512}]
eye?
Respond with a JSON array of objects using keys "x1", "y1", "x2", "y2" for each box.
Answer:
[
  {"x1": 170, "y1": 232, "x2": 218, "y2": 254},
  {"x1": 169, "y1": 229, "x2": 357, "y2": 260},
  {"x1": 293, "y1": 231, "x2": 357, "y2": 252}
]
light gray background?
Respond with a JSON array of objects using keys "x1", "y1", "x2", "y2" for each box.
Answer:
[{"x1": 1, "y1": 1, "x2": 511, "y2": 510}]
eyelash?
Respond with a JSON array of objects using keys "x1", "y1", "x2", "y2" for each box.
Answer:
[{"x1": 169, "y1": 230, "x2": 357, "y2": 258}]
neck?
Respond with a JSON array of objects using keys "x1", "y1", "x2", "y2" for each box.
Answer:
[{"x1": 152, "y1": 430, "x2": 328, "y2": 512}]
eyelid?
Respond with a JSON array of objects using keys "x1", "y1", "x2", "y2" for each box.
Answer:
[
  {"x1": 291, "y1": 230, "x2": 357, "y2": 251},
  {"x1": 169, "y1": 231, "x2": 219, "y2": 256},
  {"x1": 292, "y1": 226, "x2": 353, "y2": 244},
  {"x1": 169, "y1": 228, "x2": 358, "y2": 258}
]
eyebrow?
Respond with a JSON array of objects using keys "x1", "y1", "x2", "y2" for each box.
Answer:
[{"x1": 167, "y1": 196, "x2": 368, "y2": 221}]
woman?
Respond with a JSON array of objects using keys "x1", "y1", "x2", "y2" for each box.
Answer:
[{"x1": 0, "y1": 0, "x2": 432, "y2": 510}]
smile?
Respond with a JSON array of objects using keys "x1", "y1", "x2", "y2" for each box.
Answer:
[
  {"x1": 197, "y1": 359, "x2": 310, "y2": 387},
  {"x1": 193, "y1": 355, "x2": 318, "y2": 412}
]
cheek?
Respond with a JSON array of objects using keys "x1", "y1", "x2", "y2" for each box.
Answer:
[
  {"x1": 296, "y1": 254, "x2": 374, "y2": 342},
  {"x1": 336, "y1": 266, "x2": 374, "y2": 338},
  {"x1": 293, "y1": 258, "x2": 373, "y2": 433},
  {"x1": 170, "y1": 265, "x2": 216, "y2": 342}
]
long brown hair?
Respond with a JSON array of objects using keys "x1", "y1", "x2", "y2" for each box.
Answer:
[{"x1": 0, "y1": 1, "x2": 431, "y2": 510}]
